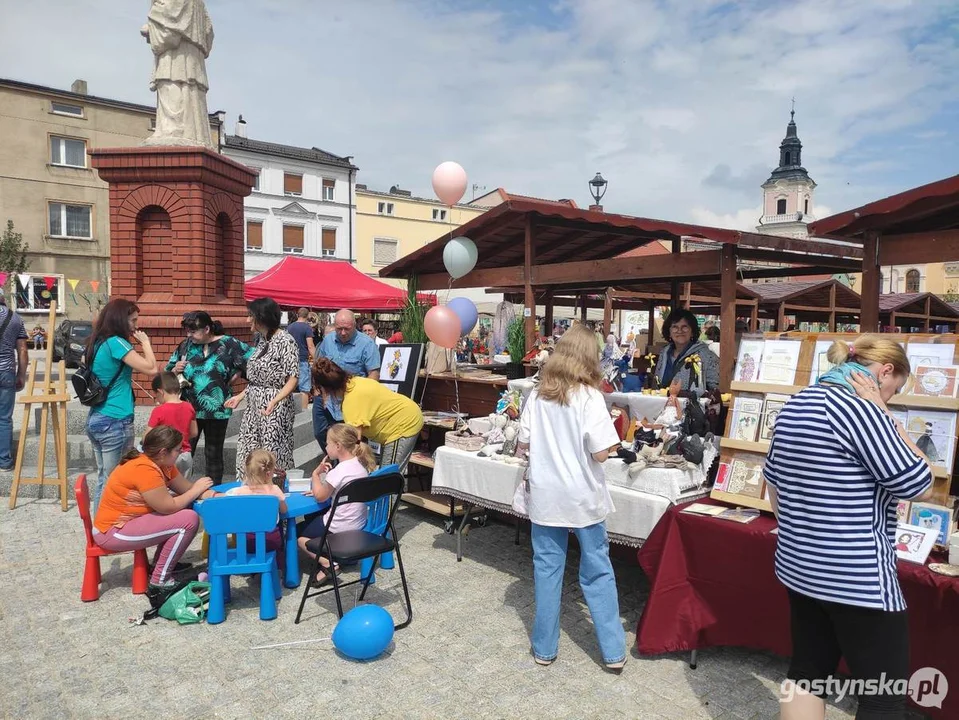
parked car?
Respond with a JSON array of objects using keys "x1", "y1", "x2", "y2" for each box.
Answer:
[{"x1": 52, "y1": 320, "x2": 93, "y2": 368}]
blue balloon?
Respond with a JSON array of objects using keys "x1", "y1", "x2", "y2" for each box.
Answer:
[
  {"x1": 447, "y1": 297, "x2": 478, "y2": 336},
  {"x1": 331, "y1": 604, "x2": 395, "y2": 661}
]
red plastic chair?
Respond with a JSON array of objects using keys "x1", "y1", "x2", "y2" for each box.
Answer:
[{"x1": 75, "y1": 474, "x2": 149, "y2": 602}]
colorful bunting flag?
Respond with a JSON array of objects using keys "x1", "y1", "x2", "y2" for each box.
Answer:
[
  {"x1": 89, "y1": 280, "x2": 100, "y2": 293},
  {"x1": 17, "y1": 273, "x2": 31, "y2": 289},
  {"x1": 67, "y1": 279, "x2": 80, "y2": 291},
  {"x1": 43, "y1": 276, "x2": 56, "y2": 291}
]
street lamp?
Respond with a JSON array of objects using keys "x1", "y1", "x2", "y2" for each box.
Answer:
[{"x1": 588, "y1": 172, "x2": 607, "y2": 211}]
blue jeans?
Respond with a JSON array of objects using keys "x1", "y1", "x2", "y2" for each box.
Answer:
[
  {"x1": 0, "y1": 377, "x2": 17, "y2": 468},
  {"x1": 86, "y1": 412, "x2": 134, "y2": 511},
  {"x1": 298, "y1": 360, "x2": 312, "y2": 393},
  {"x1": 530, "y1": 521, "x2": 626, "y2": 665}
]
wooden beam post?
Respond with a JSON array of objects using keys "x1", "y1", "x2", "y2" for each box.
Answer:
[
  {"x1": 670, "y1": 238, "x2": 681, "y2": 312},
  {"x1": 828, "y1": 282, "x2": 837, "y2": 332},
  {"x1": 750, "y1": 302, "x2": 759, "y2": 332},
  {"x1": 524, "y1": 215, "x2": 536, "y2": 349},
  {"x1": 544, "y1": 290, "x2": 554, "y2": 338},
  {"x1": 603, "y1": 288, "x2": 613, "y2": 336},
  {"x1": 777, "y1": 303, "x2": 787, "y2": 332},
  {"x1": 580, "y1": 293, "x2": 588, "y2": 322},
  {"x1": 719, "y1": 244, "x2": 737, "y2": 392},
  {"x1": 683, "y1": 282, "x2": 692, "y2": 309},
  {"x1": 648, "y1": 301, "x2": 656, "y2": 352},
  {"x1": 890, "y1": 311, "x2": 897, "y2": 331},
  {"x1": 924, "y1": 295, "x2": 932, "y2": 332},
  {"x1": 861, "y1": 231, "x2": 880, "y2": 332}
]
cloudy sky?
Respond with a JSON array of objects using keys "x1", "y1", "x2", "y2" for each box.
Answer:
[{"x1": 2, "y1": 0, "x2": 957, "y2": 230}]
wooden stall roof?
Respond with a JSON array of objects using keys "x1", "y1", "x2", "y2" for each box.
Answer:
[
  {"x1": 810, "y1": 174, "x2": 959, "y2": 238},
  {"x1": 747, "y1": 279, "x2": 861, "y2": 309},
  {"x1": 878, "y1": 292, "x2": 959, "y2": 319},
  {"x1": 379, "y1": 198, "x2": 861, "y2": 280},
  {"x1": 497, "y1": 279, "x2": 760, "y2": 302}
]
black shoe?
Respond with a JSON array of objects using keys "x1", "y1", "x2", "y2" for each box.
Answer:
[{"x1": 173, "y1": 561, "x2": 193, "y2": 573}]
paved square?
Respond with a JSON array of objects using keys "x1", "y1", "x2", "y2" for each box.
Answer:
[{"x1": 1, "y1": 497, "x2": 871, "y2": 719}]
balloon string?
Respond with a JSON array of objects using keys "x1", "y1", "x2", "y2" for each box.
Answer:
[{"x1": 251, "y1": 636, "x2": 333, "y2": 650}]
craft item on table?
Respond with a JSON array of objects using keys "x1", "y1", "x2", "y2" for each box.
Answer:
[
  {"x1": 730, "y1": 394, "x2": 763, "y2": 443},
  {"x1": 632, "y1": 427, "x2": 662, "y2": 452},
  {"x1": 486, "y1": 413, "x2": 509, "y2": 444},
  {"x1": 713, "y1": 507, "x2": 760, "y2": 524},
  {"x1": 726, "y1": 453, "x2": 765, "y2": 498},
  {"x1": 735, "y1": 339, "x2": 764, "y2": 383},
  {"x1": 894, "y1": 522, "x2": 938, "y2": 564},
  {"x1": 500, "y1": 424, "x2": 519, "y2": 457},
  {"x1": 444, "y1": 429, "x2": 486, "y2": 452},
  {"x1": 477, "y1": 443, "x2": 504, "y2": 458},
  {"x1": 808, "y1": 339, "x2": 838, "y2": 385},
  {"x1": 908, "y1": 502, "x2": 955, "y2": 547},
  {"x1": 759, "y1": 394, "x2": 790, "y2": 442},
  {"x1": 610, "y1": 405, "x2": 629, "y2": 440},
  {"x1": 680, "y1": 391, "x2": 709, "y2": 437},
  {"x1": 681, "y1": 503, "x2": 727, "y2": 517},
  {"x1": 905, "y1": 409, "x2": 957, "y2": 471},
  {"x1": 714, "y1": 462, "x2": 731, "y2": 492},
  {"x1": 896, "y1": 500, "x2": 912, "y2": 526},
  {"x1": 928, "y1": 563, "x2": 959, "y2": 577},
  {"x1": 495, "y1": 389, "x2": 522, "y2": 420},
  {"x1": 757, "y1": 340, "x2": 802, "y2": 385},
  {"x1": 613, "y1": 446, "x2": 637, "y2": 464},
  {"x1": 911, "y1": 365, "x2": 959, "y2": 398},
  {"x1": 906, "y1": 342, "x2": 955, "y2": 370},
  {"x1": 641, "y1": 352, "x2": 660, "y2": 390}
]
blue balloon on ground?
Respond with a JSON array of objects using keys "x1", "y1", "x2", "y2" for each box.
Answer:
[
  {"x1": 447, "y1": 297, "x2": 478, "y2": 336},
  {"x1": 331, "y1": 604, "x2": 394, "y2": 660}
]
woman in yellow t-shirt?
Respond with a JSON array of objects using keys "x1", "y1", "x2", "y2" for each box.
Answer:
[{"x1": 312, "y1": 357, "x2": 423, "y2": 472}]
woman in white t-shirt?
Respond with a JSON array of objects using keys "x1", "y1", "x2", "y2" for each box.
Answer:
[
  {"x1": 297, "y1": 423, "x2": 375, "y2": 587},
  {"x1": 518, "y1": 322, "x2": 626, "y2": 671}
]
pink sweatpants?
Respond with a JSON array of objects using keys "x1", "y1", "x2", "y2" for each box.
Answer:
[{"x1": 95, "y1": 509, "x2": 200, "y2": 584}]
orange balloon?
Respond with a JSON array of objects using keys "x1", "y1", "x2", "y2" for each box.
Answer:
[{"x1": 424, "y1": 306, "x2": 461, "y2": 349}]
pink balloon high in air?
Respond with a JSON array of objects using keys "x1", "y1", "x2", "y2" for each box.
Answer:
[
  {"x1": 424, "y1": 305, "x2": 461, "y2": 349},
  {"x1": 431, "y1": 161, "x2": 468, "y2": 206}
]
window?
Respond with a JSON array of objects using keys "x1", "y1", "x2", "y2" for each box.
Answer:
[
  {"x1": 51, "y1": 101, "x2": 83, "y2": 117},
  {"x1": 783, "y1": 151, "x2": 791, "y2": 165},
  {"x1": 283, "y1": 173, "x2": 303, "y2": 196},
  {"x1": 321, "y1": 228, "x2": 336, "y2": 257},
  {"x1": 50, "y1": 136, "x2": 86, "y2": 167},
  {"x1": 803, "y1": 198, "x2": 809, "y2": 214},
  {"x1": 246, "y1": 220, "x2": 263, "y2": 251},
  {"x1": 373, "y1": 238, "x2": 398, "y2": 266},
  {"x1": 776, "y1": 198, "x2": 787, "y2": 215},
  {"x1": 16, "y1": 275, "x2": 63, "y2": 313},
  {"x1": 322, "y1": 178, "x2": 335, "y2": 201},
  {"x1": 906, "y1": 269, "x2": 921, "y2": 293},
  {"x1": 432, "y1": 208, "x2": 447, "y2": 221},
  {"x1": 48, "y1": 202, "x2": 92, "y2": 238},
  {"x1": 377, "y1": 201, "x2": 394, "y2": 216},
  {"x1": 283, "y1": 225, "x2": 304, "y2": 254},
  {"x1": 250, "y1": 168, "x2": 260, "y2": 191}
]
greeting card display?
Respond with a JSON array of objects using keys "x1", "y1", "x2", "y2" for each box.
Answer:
[
  {"x1": 757, "y1": 340, "x2": 802, "y2": 385},
  {"x1": 735, "y1": 339, "x2": 764, "y2": 383},
  {"x1": 726, "y1": 453, "x2": 765, "y2": 499},
  {"x1": 912, "y1": 365, "x2": 959, "y2": 398},
  {"x1": 905, "y1": 409, "x2": 957, "y2": 472},
  {"x1": 907, "y1": 343, "x2": 956, "y2": 370},
  {"x1": 896, "y1": 500, "x2": 911, "y2": 526},
  {"x1": 714, "y1": 461, "x2": 731, "y2": 492},
  {"x1": 908, "y1": 502, "x2": 955, "y2": 547},
  {"x1": 759, "y1": 394, "x2": 790, "y2": 442},
  {"x1": 895, "y1": 522, "x2": 938, "y2": 564},
  {"x1": 808, "y1": 339, "x2": 837, "y2": 385},
  {"x1": 729, "y1": 395, "x2": 762, "y2": 442}
]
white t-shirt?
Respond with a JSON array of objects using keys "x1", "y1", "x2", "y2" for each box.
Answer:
[
  {"x1": 374, "y1": 336, "x2": 388, "y2": 347},
  {"x1": 323, "y1": 456, "x2": 369, "y2": 534},
  {"x1": 518, "y1": 386, "x2": 620, "y2": 528}
]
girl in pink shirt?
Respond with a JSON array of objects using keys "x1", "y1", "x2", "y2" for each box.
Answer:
[
  {"x1": 297, "y1": 424, "x2": 375, "y2": 587},
  {"x1": 223, "y1": 449, "x2": 288, "y2": 570}
]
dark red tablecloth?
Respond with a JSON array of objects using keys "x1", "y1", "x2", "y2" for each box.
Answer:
[{"x1": 636, "y1": 499, "x2": 959, "y2": 719}]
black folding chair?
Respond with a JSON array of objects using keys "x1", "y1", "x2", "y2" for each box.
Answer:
[{"x1": 294, "y1": 471, "x2": 412, "y2": 629}]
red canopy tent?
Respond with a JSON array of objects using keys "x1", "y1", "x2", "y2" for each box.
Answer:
[{"x1": 244, "y1": 256, "x2": 434, "y2": 311}]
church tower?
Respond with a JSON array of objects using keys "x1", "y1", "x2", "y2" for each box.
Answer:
[{"x1": 757, "y1": 107, "x2": 816, "y2": 238}]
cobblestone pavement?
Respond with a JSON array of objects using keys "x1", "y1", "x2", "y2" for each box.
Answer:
[{"x1": 1, "y1": 497, "x2": 866, "y2": 720}]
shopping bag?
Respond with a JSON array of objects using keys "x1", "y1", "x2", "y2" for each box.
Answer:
[{"x1": 158, "y1": 581, "x2": 212, "y2": 625}]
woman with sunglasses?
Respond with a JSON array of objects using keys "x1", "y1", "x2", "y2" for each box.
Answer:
[{"x1": 165, "y1": 311, "x2": 253, "y2": 482}]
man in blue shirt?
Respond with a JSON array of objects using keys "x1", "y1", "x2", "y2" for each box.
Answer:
[
  {"x1": 313, "y1": 309, "x2": 381, "y2": 451},
  {"x1": 0, "y1": 298, "x2": 28, "y2": 470},
  {"x1": 286, "y1": 307, "x2": 316, "y2": 407}
]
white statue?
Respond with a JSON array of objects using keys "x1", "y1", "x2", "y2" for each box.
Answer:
[{"x1": 141, "y1": 0, "x2": 215, "y2": 149}]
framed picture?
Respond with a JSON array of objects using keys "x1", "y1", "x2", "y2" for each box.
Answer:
[
  {"x1": 727, "y1": 454, "x2": 765, "y2": 499},
  {"x1": 735, "y1": 339, "x2": 765, "y2": 383},
  {"x1": 808, "y1": 340, "x2": 837, "y2": 385},
  {"x1": 909, "y1": 502, "x2": 955, "y2": 547},
  {"x1": 912, "y1": 365, "x2": 959, "y2": 398},
  {"x1": 759, "y1": 394, "x2": 790, "y2": 442},
  {"x1": 758, "y1": 340, "x2": 802, "y2": 385},
  {"x1": 730, "y1": 395, "x2": 762, "y2": 442},
  {"x1": 905, "y1": 409, "x2": 957, "y2": 472},
  {"x1": 906, "y1": 343, "x2": 956, "y2": 370},
  {"x1": 896, "y1": 500, "x2": 911, "y2": 526},
  {"x1": 377, "y1": 343, "x2": 425, "y2": 399},
  {"x1": 895, "y1": 522, "x2": 938, "y2": 564}
]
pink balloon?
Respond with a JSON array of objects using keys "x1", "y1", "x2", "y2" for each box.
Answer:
[
  {"x1": 424, "y1": 305, "x2": 461, "y2": 349},
  {"x1": 431, "y1": 161, "x2": 468, "y2": 206}
]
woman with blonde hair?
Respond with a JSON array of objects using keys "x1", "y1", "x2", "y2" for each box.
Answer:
[
  {"x1": 297, "y1": 423, "x2": 377, "y2": 586},
  {"x1": 764, "y1": 336, "x2": 935, "y2": 718},
  {"x1": 517, "y1": 322, "x2": 626, "y2": 671}
]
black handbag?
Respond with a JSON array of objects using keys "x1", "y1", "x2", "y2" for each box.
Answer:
[{"x1": 72, "y1": 342, "x2": 125, "y2": 407}]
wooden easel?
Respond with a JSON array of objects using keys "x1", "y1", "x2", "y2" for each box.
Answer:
[{"x1": 9, "y1": 302, "x2": 70, "y2": 510}]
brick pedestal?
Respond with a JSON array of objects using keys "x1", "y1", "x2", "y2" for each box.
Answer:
[{"x1": 90, "y1": 147, "x2": 256, "y2": 403}]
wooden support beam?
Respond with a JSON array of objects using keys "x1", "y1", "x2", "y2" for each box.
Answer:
[
  {"x1": 738, "y1": 265, "x2": 852, "y2": 280},
  {"x1": 669, "y1": 238, "x2": 682, "y2": 312},
  {"x1": 603, "y1": 288, "x2": 613, "y2": 334},
  {"x1": 524, "y1": 216, "x2": 537, "y2": 349},
  {"x1": 861, "y1": 231, "x2": 880, "y2": 332},
  {"x1": 544, "y1": 290, "x2": 554, "y2": 337},
  {"x1": 878, "y1": 230, "x2": 959, "y2": 266},
  {"x1": 580, "y1": 293, "x2": 588, "y2": 322},
  {"x1": 750, "y1": 303, "x2": 759, "y2": 332},
  {"x1": 682, "y1": 282, "x2": 692, "y2": 309},
  {"x1": 648, "y1": 301, "x2": 656, "y2": 353},
  {"x1": 777, "y1": 303, "x2": 787, "y2": 332},
  {"x1": 735, "y1": 247, "x2": 861, "y2": 270},
  {"x1": 719, "y1": 244, "x2": 737, "y2": 392},
  {"x1": 737, "y1": 231, "x2": 864, "y2": 259},
  {"x1": 828, "y1": 283, "x2": 837, "y2": 332},
  {"x1": 924, "y1": 296, "x2": 932, "y2": 332}
]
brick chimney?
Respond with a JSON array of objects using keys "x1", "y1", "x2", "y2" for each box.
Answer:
[
  {"x1": 235, "y1": 114, "x2": 247, "y2": 138},
  {"x1": 71, "y1": 79, "x2": 88, "y2": 95}
]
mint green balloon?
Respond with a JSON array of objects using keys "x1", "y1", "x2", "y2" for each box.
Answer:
[{"x1": 443, "y1": 236, "x2": 478, "y2": 279}]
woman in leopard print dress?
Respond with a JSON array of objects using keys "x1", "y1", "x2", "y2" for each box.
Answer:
[{"x1": 225, "y1": 298, "x2": 299, "y2": 479}]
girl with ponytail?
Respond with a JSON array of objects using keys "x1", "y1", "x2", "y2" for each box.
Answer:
[{"x1": 297, "y1": 423, "x2": 375, "y2": 586}]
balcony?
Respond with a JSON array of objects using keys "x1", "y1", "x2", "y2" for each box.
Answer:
[{"x1": 760, "y1": 212, "x2": 812, "y2": 225}]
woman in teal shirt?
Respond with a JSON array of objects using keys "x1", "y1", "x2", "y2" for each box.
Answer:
[{"x1": 85, "y1": 299, "x2": 158, "y2": 510}]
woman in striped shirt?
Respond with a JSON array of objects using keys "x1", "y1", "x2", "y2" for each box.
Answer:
[{"x1": 763, "y1": 336, "x2": 934, "y2": 719}]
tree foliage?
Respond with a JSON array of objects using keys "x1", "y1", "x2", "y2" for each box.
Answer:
[{"x1": 0, "y1": 220, "x2": 29, "y2": 305}]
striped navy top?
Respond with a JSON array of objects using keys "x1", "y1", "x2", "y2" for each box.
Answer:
[{"x1": 764, "y1": 385, "x2": 933, "y2": 611}]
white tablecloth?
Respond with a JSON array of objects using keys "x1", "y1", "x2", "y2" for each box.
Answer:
[
  {"x1": 430, "y1": 446, "x2": 706, "y2": 547},
  {"x1": 508, "y1": 380, "x2": 680, "y2": 423}
]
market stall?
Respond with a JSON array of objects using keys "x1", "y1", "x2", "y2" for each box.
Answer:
[{"x1": 878, "y1": 292, "x2": 959, "y2": 333}]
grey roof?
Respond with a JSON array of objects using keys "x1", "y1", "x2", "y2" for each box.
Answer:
[
  {"x1": 0, "y1": 76, "x2": 157, "y2": 115},
  {"x1": 223, "y1": 135, "x2": 357, "y2": 170}
]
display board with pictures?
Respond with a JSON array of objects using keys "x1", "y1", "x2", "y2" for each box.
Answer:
[
  {"x1": 714, "y1": 332, "x2": 959, "y2": 513},
  {"x1": 377, "y1": 343, "x2": 425, "y2": 399}
]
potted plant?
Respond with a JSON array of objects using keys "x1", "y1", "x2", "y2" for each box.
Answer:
[{"x1": 506, "y1": 317, "x2": 526, "y2": 380}]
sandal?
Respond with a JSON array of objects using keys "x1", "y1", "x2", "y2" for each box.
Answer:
[{"x1": 309, "y1": 569, "x2": 331, "y2": 588}]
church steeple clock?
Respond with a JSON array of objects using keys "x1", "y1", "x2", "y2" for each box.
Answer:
[{"x1": 757, "y1": 104, "x2": 817, "y2": 239}]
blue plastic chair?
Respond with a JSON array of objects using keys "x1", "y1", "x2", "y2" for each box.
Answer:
[
  {"x1": 360, "y1": 464, "x2": 399, "y2": 583},
  {"x1": 197, "y1": 495, "x2": 282, "y2": 624}
]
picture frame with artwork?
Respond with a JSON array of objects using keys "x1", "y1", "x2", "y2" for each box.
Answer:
[
  {"x1": 377, "y1": 343, "x2": 425, "y2": 399},
  {"x1": 894, "y1": 522, "x2": 938, "y2": 564},
  {"x1": 735, "y1": 338, "x2": 765, "y2": 384},
  {"x1": 908, "y1": 502, "x2": 956, "y2": 547},
  {"x1": 759, "y1": 394, "x2": 790, "y2": 442},
  {"x1": 912, "y1": 365, "x2": 959, "y2": 398},
  {"x1": 757, "y1": 340, "x2": 802, "y2": 385}
]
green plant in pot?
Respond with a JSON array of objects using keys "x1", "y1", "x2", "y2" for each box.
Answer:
[{"x1": 506, "y1": 317, "x2": 527, "y2": 380}]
